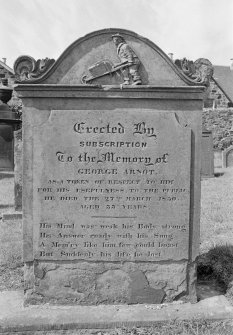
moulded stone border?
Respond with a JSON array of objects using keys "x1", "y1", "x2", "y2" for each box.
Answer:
[{"x1": 14, "y1": 85, "x2": 205, "y2": 99}]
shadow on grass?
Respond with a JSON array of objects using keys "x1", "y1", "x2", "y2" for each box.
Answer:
[
  {"x1": 197, "y1": 245, "x2": 233, "y2": 293},
  {"x1": 214, "y1": 172, "x2": 224, "y2": 178}
]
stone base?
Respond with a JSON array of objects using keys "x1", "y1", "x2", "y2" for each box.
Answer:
[
  {"x1": 24, "y1": 260, "x2": 196, "y2": 305},
  {"x1": 0, "y1": 291, "x2": 233, "y2": 334}
]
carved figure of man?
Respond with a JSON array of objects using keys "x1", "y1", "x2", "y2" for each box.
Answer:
[{"x1": 112, "y1": 33, "x2": 142, "y2": 85}]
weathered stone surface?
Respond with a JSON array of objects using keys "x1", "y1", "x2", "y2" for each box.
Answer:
[
  {"x1": 15, "y1": 28, "x2": 204, "y2": 305},
  {"x1": 128, "y1": 270, "x2": 165, "y2": 304},
  {"x1": 1, "y1": 291, "x2": 233, "y2": 334},
  {"x1": 96, "y1": 270, "x2": 131, "y2": 303},
  {"x1": 175, "y1": 58, "x2": 213, "y2": 86},
  {"x1": 24, "y1": 262, "x2": 179, "y2": 305},
  {"x1": 146, "y1": 263, "x2": 187, "y2": 301},
  {"x1": 14, "y1": 128, "x2": 22, "y2": 211}
]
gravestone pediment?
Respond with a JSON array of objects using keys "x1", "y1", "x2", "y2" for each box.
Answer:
[{"x1": 14, "y1": 29, "x2": 210, "y2": 87}]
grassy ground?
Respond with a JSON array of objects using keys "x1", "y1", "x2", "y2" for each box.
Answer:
[
  {"x1": 0, "y1": 217, "x2": 23, "y2": 290},
  {"x1": 0, "y1": 171, "x2": 14, "y2": 212},
  {"x1": 92, "y1": 322, "x2": 233, "y2": 335},
  {"x1": 67, "y1": 321, "x2": 233, "y2": 334},
  {"x1": 200, "y1": 168, "x2": 233, "y2": 253}
]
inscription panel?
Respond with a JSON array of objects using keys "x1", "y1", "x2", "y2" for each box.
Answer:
[{"x1": 32, "y1": 110, "x2": 191, "y2": 261}]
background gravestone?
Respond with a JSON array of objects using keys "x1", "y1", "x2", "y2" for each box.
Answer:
[
  {"x1": 14, "y1": 128, "x2": 22, "y2": 211},
  {"x1": 14, "y1": 28, "x2": 206, "y2": 305},
  {"x1": 223, "y1": 145, "x2": 233, "y2": 168},
  {"x1": 214, "y1": 149, "x2": 223, "y2": 169},
  {"x1": 201, "y1": 129, "x2": 214, "y2": 178}
]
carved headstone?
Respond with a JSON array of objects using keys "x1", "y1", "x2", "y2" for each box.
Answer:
[
  {"x1": 214, "y1": 150, "x2": 223, "y2": 169},
  {"x1": 14, "y1": 29, "x2": 204, "y2": 305}
]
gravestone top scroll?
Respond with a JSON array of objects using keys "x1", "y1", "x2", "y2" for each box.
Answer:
[{"x1": 33, "y1": 109, "x2": 191, "y2": 262}]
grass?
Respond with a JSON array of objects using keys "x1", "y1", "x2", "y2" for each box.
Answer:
[
  {"x1": 200, "y1": 168, "x2": 233, "y2": 254},
  {"x1": 198, "y1": 168, "x2": 233, "y2": 304},
  {"x1": 0, "y1": 217, "x2": 23, "y2": 290},
  {"x1": 0, "y1": 218, "x2": 22, "y2": 265},
  {"x1": 0, "y1": 171, "x2": 14, "y2": 212},
  {"x1": 94, "y1": 321, "x2": 233, "y2": 335}
]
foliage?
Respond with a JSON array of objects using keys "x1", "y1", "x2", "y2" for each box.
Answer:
[
  {"x1": 202, "y1": 108, "x2": 233, "y2": 150},
  {"x1": 197, "y1": 245, "x2": 233, "y2": 290}
]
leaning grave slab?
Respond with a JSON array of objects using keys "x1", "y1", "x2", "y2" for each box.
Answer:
[{"x1": 14, "y1": 28, "x2": 212, "y2": 306}]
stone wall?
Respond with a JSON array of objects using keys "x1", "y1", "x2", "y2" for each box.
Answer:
[
  {"x1": 202, "y1": 108, "x2": 233, "y2": 150},
  {"x1": 204, "y1": 78, "x2": 232, "y2": 109},
  {"x1": 207, "y1": 79, "x2": 231, "y2": 108}
]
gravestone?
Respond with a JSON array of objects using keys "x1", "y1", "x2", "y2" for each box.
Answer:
[
  {"x1": 14, "y1": 128, "x2": 22, "y2": 211},
  {"x1": 201, "y1": 129, "x2": 214, "y2": 177},
  {"x1": 0, "y1": 122, "x2": 14, "y2": 170},
  {"x1": 214, "y1": 150, "x2": 223, "y2": 169},
  {"x1": 223, "y1": 145, "x2": 233, "y2": 168},
  {"x1": 14, "y1": 29, "x2": 207, "y2": 305}
]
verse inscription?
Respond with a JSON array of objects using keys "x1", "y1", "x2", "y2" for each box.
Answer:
[{"x1": 32, "y1": 110, "x2": 191, "y2": 261}]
